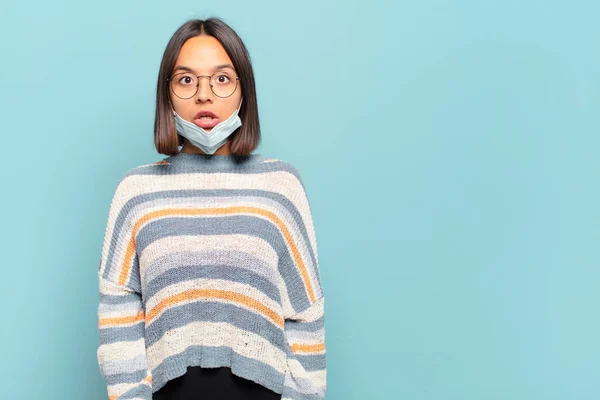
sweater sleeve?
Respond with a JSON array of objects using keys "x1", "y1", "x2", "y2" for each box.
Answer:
[
  {"x1": 96, "y1": 175, "x2": 152, "y2": 400},
  {"x1": 280, "y1": 168, "x2": 327, "y2": 400},
  {"x1": 281, "y1": 296, "x2": 326, "y2": 400}
]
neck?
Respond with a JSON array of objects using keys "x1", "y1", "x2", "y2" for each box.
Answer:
[{"x1": 165, "y1": 150, "x2": 266, "y2": 170}]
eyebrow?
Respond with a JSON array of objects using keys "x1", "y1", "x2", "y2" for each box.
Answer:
[{"x1": 172, "y1": 64, "x2": 235, "y2": 74}]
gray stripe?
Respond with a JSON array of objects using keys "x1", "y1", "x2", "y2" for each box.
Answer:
[
  {"x1": 116, "y1": 381, "x2": 152, "y2": 399},
  {"x1": 104, "y1": 368, "x2": 147, "y2": 386},
  {"x1": 99, "y1": 293, "x2": 141, "y2": 305},
  {"x1": 143, "y1": 250, "x2": 280, "y2": 299},
  {"x1": 145, "y1": 300, "x2": 287, "y2": 352},
  {"x1": 289, "y1": 352, "x2": 326, "y2": 372},
  {"x1": 137, "y1": 215, "x2": 311, "y2": 313},
  {"x1": 282, "y1": 384, "x2": 325, "y2": 400},
  {"x1": 99, "y1": 322, "x2": 145, "y2": 345},
  {"x1": 164, "y1": 153, "x2": 269, "y2": 171},
  {"x1": 144, "y1": 262, "x2": 281, "y2": 306},
  {"x1": 284, "y1": 315, "x2": 324, "y2": 332},
  {"x1": 150, "y1": 344, "x2": 286, "y2": 395}
]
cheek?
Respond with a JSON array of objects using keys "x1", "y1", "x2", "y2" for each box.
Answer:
[{"x1": 171, "y1": 98, "x2": 189, "y2": 115}]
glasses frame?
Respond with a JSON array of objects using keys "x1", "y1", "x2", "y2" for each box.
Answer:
[{"x1": 167, "y1": 72, "x2": 240, "y2": 99}]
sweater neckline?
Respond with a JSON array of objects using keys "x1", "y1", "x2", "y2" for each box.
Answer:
[{"x1": 164, "y1": 151, "x2": 267, "y2": 168}]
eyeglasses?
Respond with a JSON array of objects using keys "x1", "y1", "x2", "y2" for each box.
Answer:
[{"x1": 167, "y1": 71, "x2": 240, "y2": 99}]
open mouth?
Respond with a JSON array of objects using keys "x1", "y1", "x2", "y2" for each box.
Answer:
[{"x1": 193, "y1": 116, "x2": 219, "y2": 129}]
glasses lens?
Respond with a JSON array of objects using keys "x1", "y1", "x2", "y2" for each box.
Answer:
[
  {"x1": 211, "y1": 72, "x2": 238, "y2": 98},
  {"x1": 170, "y1": 73, "x2": 198, "y2": 99}
]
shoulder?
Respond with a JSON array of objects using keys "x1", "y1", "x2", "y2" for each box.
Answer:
[
  {"x1": 109, "y1": 158, "x2": 168, "y2": 197},
  {"x1": 260, "y1": 156, "x2": 307, "y2": 189},
  {"x1": 119, "y1": 157, "x2": 172, "y2": 181},
  {"x1": 261, "y1": 158, "x2": 314, "y2": 211},
  {"x1": 131, "y1": 157, "x2": 173, "y2": 172}
]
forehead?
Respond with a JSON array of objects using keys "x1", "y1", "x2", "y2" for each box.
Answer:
[{"x1": 175, "y1": 35, "x2": 234, "y2": 71}]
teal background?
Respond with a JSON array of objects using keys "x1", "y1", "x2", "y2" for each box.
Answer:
[{"x1": 1, "y1": 1, "x2": 598, "y2": 399}]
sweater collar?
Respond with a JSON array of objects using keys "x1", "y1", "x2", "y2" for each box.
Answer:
[{"x1": 164, "y1": 151, "x2": 267, "y2": 168}]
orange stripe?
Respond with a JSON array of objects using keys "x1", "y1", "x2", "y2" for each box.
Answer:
[
  {"x1": 99, "y1": 311, "x2": 145, "y2": 328},
  {"x1": 117, "y1": 206, "x2": 316, "y2": 303},
  {"x1": 290, "y1": 342, "x2": 326, "y2": 353},
  {"x1": 146, "y1": 288, "x2": 284, "y2": 328}
]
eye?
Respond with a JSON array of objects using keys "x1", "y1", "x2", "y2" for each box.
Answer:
[
  {"x1": 179, "y1": 75, "x2": 194, "y2": 85},
  {"x1": 214, "y1": 74, "x2": 231, "y2": 84}
]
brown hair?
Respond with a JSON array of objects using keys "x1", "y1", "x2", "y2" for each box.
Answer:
[{"x1": 154, "y1": 18, "x2": 261, "y2": 156}]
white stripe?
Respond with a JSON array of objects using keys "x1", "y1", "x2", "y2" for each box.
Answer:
[
  {"x1": 98, "y1": 300, "x2": 143, "y2": 316},
  {"x1": 146, "y1": 320, "x2": 287, "y2": 373},
  {"x1": 101, "y1": 354, "x2": 147, "y2": 375},
  {"x1": 285, "y1": 327, "x2": 325, "y2": 344},
  {"x1": 99, "y1": 276, "x2": 138, "y2": 296},
  {"x1": 98, "y1": 338, "x2": 146, "y2": 363}
]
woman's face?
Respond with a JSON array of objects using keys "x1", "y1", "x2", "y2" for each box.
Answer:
[{"x1": 169, "y1": 35, "x2": 242, "y2": 133}]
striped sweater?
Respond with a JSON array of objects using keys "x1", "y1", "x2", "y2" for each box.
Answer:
[{"x1": 96, "y1": 152, "x2": 326, "y2": 400}]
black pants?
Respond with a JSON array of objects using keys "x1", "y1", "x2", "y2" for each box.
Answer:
[{"x1": 153, "y1": 366, "x2": 282, "y2": 400}]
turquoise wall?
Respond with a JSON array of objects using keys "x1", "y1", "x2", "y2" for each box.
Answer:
[{"x1": 1, "y1": 1, "x2": 598, "y2": 398}]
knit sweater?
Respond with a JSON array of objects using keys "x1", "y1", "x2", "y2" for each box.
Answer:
[{"x1": 96, "y1": 152, "x2": 326, "y2": 400}]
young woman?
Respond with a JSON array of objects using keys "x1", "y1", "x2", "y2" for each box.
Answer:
[{"x1": 96, "y1": 18, "x2": 326, "y2": 400}]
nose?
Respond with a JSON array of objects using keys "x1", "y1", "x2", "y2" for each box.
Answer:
[{"x1": 195, "y1": 76, "x2": 213, "y2": 103}]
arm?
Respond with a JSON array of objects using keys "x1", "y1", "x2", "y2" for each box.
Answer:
[
  {"x1": 280, "y1": 168, "x2": 327, "y2": 400},
  {"x1": 96, "y1": 175, "x2": 152, "y2": 400}
]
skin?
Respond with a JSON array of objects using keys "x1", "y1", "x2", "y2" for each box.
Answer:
[{"x1": 170, "y1": 35, "x2": 242, "y2": 155}]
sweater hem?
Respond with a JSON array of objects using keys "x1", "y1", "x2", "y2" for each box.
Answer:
[{"x1": 150, "y1": 345, "x2": 286, "y2": 395}]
